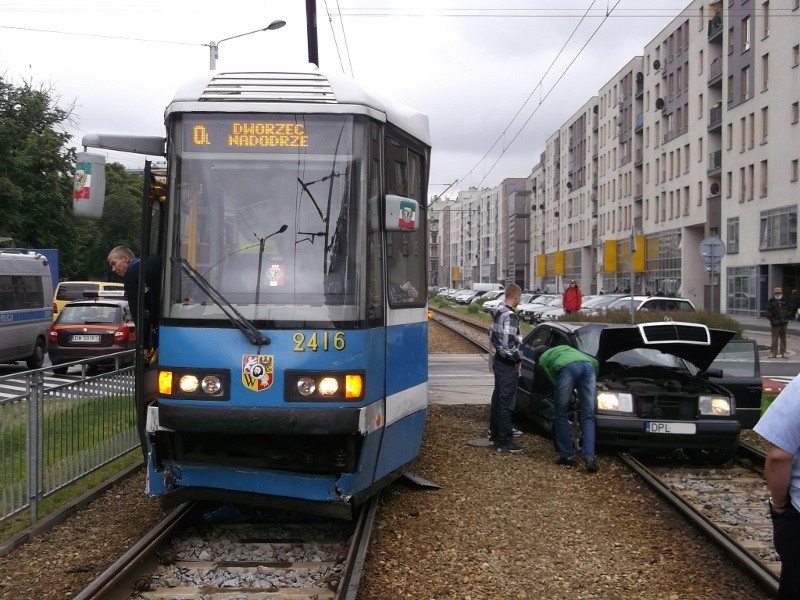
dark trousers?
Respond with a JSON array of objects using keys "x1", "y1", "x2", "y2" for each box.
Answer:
[
  {"x1": 771, "y1": 324, "x2": 787, "y2": 356},
  {"x1": 490, "y1": 360, "x2": 518, "y2": 447},
  {"x1": 772, "y1": 503, "x2": 800, "y2": 599}
]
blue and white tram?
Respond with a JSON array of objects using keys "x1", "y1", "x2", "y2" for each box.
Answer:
[{"x1": 78, "y1": 68, "x2": 431, "y2": 518}]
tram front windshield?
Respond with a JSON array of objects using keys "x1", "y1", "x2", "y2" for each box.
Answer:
[{"x1": 166, "y1": 114, "x2": 370, "y2": 328}]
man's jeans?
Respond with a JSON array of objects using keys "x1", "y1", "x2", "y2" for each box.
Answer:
[
  {"x1": 490, "y1": 360, "x2": 518, "y2": 447},
  {"x1": 553, "y1": 361, "x2": 596, "y2": 460}
]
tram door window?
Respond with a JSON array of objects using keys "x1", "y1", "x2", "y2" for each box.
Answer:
[
  {"x1": 385, "y1": 133, "x2": 426, "y2": 307},
  {"x1": 366, "y1": 123, "x2": 384, "y2": 325}
]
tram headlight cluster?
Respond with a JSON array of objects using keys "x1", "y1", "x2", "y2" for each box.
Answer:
[
  {"x1": 158, "y1": 368, "x2": 230, "y2": 400},
  {"x1": 286, "y1": 371, "x2": 365, "y2": 402}
]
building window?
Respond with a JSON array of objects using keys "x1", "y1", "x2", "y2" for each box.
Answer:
[
  {"x1": 727, "y1": 217, "x2": 740, "y2": 253},
  {"x1": 726, "y1": 171, "x2": 733, "y2": 198},
  {"x1": 728, "y1": 28, "x2": 735, "y2": 54},
  {"x1": 749, "y1": 113, "x2": 755, "y2": 148},
  {"x1": 762, "y1": 53, "x2": 769, "y2": 90},
  {"x1": 742, "y1": 66, "x2": 751, "y2": 100},
  {"x1": 794, "y1": 45, "x2": 800, "y2": 67},
  {"x1": 793, "y1": 101, "x2": 800, "y2": 124},
  {"x1": 760, "y1": 206, "x2": 797, "y2": 249},
  {"x1": 760, "y1": 160, "x2": 768, "y2": 197},
  {"x1": 792, "y1": 159, "x2": 799, "y2": 182},
  {"x1": 749, "y1": 163, "x2": 755, "y2": 200},
  {"x1": 761, "y1": 106, "x2": 768, "y2": 142},
  {"x1": 727, "y1": 123, "x2": 733, "y2": 150},
  {"x1": 740, "y1": 167, "x2": 746, "y2": 202},
  {"x1": 742, "y1": 16, "x2": 751, "y2": 51},
  {"x1": 763, "y1": 1, "x2": 770, "y2": 38},
  {"x1": 728, "y1": 75, "x2": 734, "y2": 103}
]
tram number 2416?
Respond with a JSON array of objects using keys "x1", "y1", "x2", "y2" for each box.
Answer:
[{"x1": 293, "y1": 331, "x2": 346, "y2": 352}]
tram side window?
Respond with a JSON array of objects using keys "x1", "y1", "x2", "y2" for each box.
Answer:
[{"x1": 385, "y1": 135, "x2": 426, "y2": 307}]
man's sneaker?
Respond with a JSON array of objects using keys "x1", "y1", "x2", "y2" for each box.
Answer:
[
  {"x1": 586, "y1": 458, "x2": 599, "y2": 473},
  {"x1": 488, "y1": 428, "x2": 523, "y2": 439},
  {"x1": 556, "y1": 456, "x2": 577, "y2": 467},
  {"x1": 496, "y1": 442, "x2": 523, "y2": 454}
]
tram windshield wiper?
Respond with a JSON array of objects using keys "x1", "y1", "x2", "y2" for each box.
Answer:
[{"x1": 174, "y1": 257, "x2": 270, "y2": 346}]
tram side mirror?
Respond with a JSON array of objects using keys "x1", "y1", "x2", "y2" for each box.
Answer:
[
  {"x1": 385, "y1": 194, "x2": 419, "y2": 232},
  {"x1": 73, "y1": 152, "x2": 107, "y2": 221}
]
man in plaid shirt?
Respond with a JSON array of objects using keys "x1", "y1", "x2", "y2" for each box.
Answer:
[{"x1": 489, "y1": 283, "x2": 523, "y2": 453}]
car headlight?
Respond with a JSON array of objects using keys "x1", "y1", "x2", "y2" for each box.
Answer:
[
  {"x1": 699, "y1": 395, "x2": 731, "y2": 416},
  {"x1": 596, "y1": 392, "x2": 633, "y2": 413}
]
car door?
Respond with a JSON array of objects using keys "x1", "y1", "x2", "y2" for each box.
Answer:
[
  {"x1": 516, "y1": 326, "x2": 555, "y2": 422},
  {"x1": 707, "y1": 338, "x2": 762, "y2": 429}
]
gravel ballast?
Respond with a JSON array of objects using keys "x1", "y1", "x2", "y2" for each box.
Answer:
[{"x1": 0, "y1": 321, "x2": 774, "y2": 599}]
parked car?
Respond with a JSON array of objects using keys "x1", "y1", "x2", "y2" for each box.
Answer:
[
  {"x1": 473, "y1": 289, "x2": 503, "y2": 304},
  {"x1": 517, "y1": 295, "x2": 560, "y2": 322},
  {"x1": 604, "y1": 295, "x2": 696, "y2": 313},
  {"x1": 539, "y1": 295, "x2": 599, "y2": 321},
  {"x1": 515, "y1": 321, "x2": 748, "y2": 464},
  {"x1": 52, "y1": 280, "x2": 125, "y2": 321},
  {"x1": 579, "y1": 294, "x2": 626, "y2": 316},
  {"x1": 48, "y1": 298, "x2": 136, "y2": 374},
  {"x1": 482, "y1": 292, "x2": 535, "y2": 313}
]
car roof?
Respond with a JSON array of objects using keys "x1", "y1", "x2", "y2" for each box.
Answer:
[{"x1": 534, "y1": 321, "x2": 735, "y2": 371}]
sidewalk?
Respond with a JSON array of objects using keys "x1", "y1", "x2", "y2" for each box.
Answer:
[{"x1": 734, "y1": 315, "x2": 799, "y2": 360}]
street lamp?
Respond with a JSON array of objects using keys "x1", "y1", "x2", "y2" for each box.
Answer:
[{"x1": 206, "y1": 19, "x2": 286, "y2": 70}]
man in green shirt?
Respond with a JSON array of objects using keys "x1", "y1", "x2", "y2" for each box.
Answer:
[{"x1": 537, "y1": 345, "x2": 600, "y2": 472}]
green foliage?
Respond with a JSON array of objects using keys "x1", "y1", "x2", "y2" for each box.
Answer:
[{"x1": 556, "y1": 308, "x2": 744, "y2": 337}]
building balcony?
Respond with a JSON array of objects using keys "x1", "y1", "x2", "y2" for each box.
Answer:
[
  {"x1": 708, "y1": 58, "x2": 723, "y2": 86},
  {"x1": 635, "y1": 113, "x2": 644, "y2": 131},
  {"x1": 708, "y1": 105, "x2": 722, "y2": 131},
  {"x1": 708, "y1": 15, "x2": 723, "y2": 42}
]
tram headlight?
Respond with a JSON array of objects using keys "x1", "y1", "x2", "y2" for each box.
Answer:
[
  {"x1": 179, "y1": 374, "x2": 200, "y2": 393},
  {"x1": 201, "y1": 375, "x2": 222, "y2": 395},
  {"x1": 699, "y1": 395, "x2": 731, "y2": 416},
  {"x1": 285, "y1": 370, "x2": 365, "y2": 402},
  {"x1": 158, "y1": 368, "x2": 230, "y2": 400},
  {"x1": 318, "y1": 377, "x2": 339, "y2": 396},
  {"x1": 297, "y1": 377, "x2": 316, "y2": 395}
]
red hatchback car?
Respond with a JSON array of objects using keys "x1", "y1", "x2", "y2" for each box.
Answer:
[{"x1": 48, "y1": 299, "x2": 136, "y2": 374}]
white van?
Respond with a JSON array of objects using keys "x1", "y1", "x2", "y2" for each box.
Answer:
[{"x1": 0, "y1": 249, "x2": 54, "y2": 368}]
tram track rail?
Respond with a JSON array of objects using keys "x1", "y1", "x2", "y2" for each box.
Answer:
[
  {"x1": 619, "y1": 444, "x2": 779, "y2": 597},
  {"x1": 429, "y1": 306, "x2": 491, "y2": 353},
  {"x1": 74, "y1": 496, "x2": 379, "y2": 600}
]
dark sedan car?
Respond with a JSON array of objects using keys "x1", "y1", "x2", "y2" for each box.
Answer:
[
  {"x1": 48, "y1": 299, "x2": 136, "y2": 374},
  {"x1": 515, "y1": 321, "x2": 754, "y2": 464}
]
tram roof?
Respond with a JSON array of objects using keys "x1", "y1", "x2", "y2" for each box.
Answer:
[{"x1": 168, "y1": 66, "x2": 431, "y2": 146}]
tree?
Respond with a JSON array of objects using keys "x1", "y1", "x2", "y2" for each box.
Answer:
[{"x1": 0, "y1": 75, "x2": 144, "y2": 280}]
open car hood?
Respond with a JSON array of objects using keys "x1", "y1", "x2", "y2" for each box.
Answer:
[{"x1": 595, "y1": 322, "x2": 735, "y2": 371}]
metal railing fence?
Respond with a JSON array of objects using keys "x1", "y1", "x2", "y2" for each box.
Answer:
[{"x1": 0, "y1": 351, "x2": 137, "y2": 525}]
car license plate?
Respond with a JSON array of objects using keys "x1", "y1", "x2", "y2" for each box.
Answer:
[
  {"x1": 645, "y1": 421, "x2": 696, "y2": 434},
  {"x1": 71, "y1": 334, "x2": 100, "y2": 343}
]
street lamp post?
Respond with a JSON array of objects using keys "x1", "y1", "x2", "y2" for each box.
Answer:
[{"x1": 206, "y1": 19, "x2": 286, "y2": 70}]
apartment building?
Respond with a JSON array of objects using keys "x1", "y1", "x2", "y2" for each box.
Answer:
[{"x1": 432, "y1": 0, "x2": 799, "y2": 312}]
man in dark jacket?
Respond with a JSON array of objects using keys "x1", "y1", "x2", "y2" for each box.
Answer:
[
  {"x1": 767, "y1": 287, "x2": 791, "y2": 358},
  {"x1": 489, "y1": 283, "x2": 523, "y2": 453}
]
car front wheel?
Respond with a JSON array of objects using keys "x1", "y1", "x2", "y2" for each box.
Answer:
[{"x1": 685, "y1": 437, "x2": 739, "y2": 465}]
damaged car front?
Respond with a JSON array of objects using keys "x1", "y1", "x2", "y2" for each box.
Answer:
[{"x1": 517, "y1": 321, "x2": 742, "y2": 464}]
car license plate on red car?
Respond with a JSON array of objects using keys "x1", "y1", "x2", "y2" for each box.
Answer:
[
  {"x1": 71, "y1": 334, "x2": 100, "y2": 343},
  {"x1": 645, "y1": 421, "x2": 696, "y2": 434}
]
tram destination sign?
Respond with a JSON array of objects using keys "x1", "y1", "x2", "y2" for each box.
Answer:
[{"x1": 184, "y1": 117, "x2": 311, "y2": 152}]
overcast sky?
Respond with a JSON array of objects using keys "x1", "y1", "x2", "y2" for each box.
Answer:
[{"x1": 0, "y1": 0, "x2": 693, "y2": 199}]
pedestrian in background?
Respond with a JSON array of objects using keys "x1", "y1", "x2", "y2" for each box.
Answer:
[
  {"x1": 767, "y1": 287, "x2": 791, "y2": 358},
  {"x1": 563, "y1": 279, "x2": 582, "y2": 314},
  {"x1": 489, "y1": 283, "x2": 523, "y2": 454},
  {"x1": 753, "y1": 374, "x2": 800, "y2": 599},
  {"x1": 535, "y1": 344, "x2": 599, "y2": 473}
]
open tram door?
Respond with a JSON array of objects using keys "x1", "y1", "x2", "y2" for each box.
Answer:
[{"x1": 74, "y1": 137, "x2": 168, "y2": 461}]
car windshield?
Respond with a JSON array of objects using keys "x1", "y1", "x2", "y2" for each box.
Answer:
[
  {"x1": 59, "y1": 304, "x2": 123, "y2": 325},
  {"x1": 607, "y1": 297, "x2": 643, "y2": 310},
  {"x1": 585, "y1": 295, "x2": 623, "y2": 309}
]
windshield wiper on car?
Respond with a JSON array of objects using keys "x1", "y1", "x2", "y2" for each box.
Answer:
[{"x1": 174, "y1": 257, "x2": 270, "y2": 347}]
